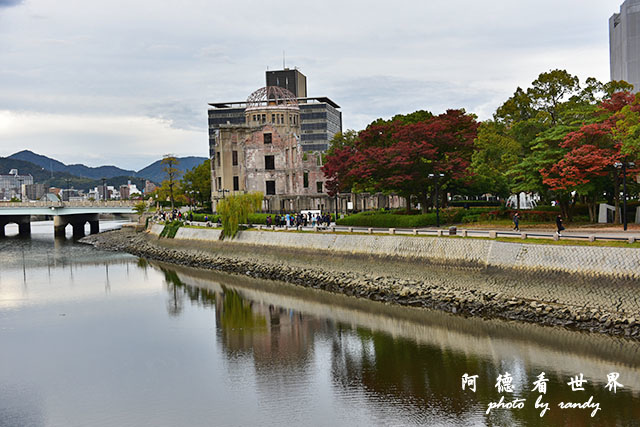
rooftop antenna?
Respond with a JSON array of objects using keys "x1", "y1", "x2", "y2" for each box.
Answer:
[{"x1": 283, "y1": 50, "x2": 285, "y2": 69}]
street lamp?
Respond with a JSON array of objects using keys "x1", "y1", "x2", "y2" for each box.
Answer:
[
  {"x1": 428, "y1": 173, "x2": 445, "y2": 228},
  {"x1": 188, "y1": 190, "x2": 194, "y2": 212},
  {"x1": 614, "y1": 161, "x2": 636, "y2": 231}
]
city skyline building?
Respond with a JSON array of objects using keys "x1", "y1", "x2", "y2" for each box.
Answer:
[
  {"x1": 610, "y1": 0, "x2": 640, "y2": 92},
  {"x1": 0, "y1": 169, "x2": 33, "y2": 201}
]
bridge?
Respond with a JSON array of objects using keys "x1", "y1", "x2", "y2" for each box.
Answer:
[{"x1": 0, "y1": 201, "x2": 136, "y2": 237}]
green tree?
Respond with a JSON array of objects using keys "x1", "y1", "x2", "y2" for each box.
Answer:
[
  {"x1": 161, "y1": 155, "x2": 181, "y2": 210},
  {"x1": 181, "y1": 159, "x2": 211, "y2": 209},
  {"x1": 133, "y1": 201, "x2": 147, "y2": 216},
  {"x1": 471, "y1": 121, "x2": 520, "y2": 198},
  {"x1": 217, "y1": 192, "x2": 263, "y2": 239}
]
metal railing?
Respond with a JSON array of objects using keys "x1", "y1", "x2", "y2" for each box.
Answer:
[{"x1": 0, "y1": 201, "x2": 136, "y2": 208}]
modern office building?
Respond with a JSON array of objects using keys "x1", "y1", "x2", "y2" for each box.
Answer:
[
  {"x1": 0, "y1": 169, "x2": 33, "y2": 201},
  {"x1": 24, "y1": 183, "x2": 46, "y2": 201},
  {"x1": 610, "y1": 0, "x2": 640, "y2": 92},
  {"x1": 208, "y1": 69, "x2": 342, "y2": 152},
  {"x1": 266, "y1": 68, "x2": 307, "y2": 97}
]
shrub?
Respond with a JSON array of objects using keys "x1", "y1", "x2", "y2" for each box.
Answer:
[
  {"x1": 159, "y1": 220, "x2": 182, "y2": 238},
  {"x1": 450, "y1": 200, "x2": 502, "y2": 207},
  {"x1": 192, "y1": 213, "x2": 220, "y2": 222},
  {"x1": 336, "y1": 207, "x2": 500, "y2": 228}
]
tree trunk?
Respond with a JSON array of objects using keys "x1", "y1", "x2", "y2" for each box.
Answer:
[
  {"x1": 404, "y1": 195, "x2": 412, "y2": 213},
  {"x1": 585, "y1": 195, "x2": 596, "y2": 223},
  {"x1": 613, "y1": 171, "x2": 621, "y2": 224},
  {"x1": 419, "y1": 191, "x2": 429, "y2": 214}
]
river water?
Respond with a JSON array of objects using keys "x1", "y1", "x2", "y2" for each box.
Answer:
[{"x1": 1, "y1": 222, "x2": 639, "y2": 426}]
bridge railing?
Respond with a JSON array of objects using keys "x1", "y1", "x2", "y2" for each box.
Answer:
[{"x1": 0, "y1": 201, "x2": 137, "y2": 208}]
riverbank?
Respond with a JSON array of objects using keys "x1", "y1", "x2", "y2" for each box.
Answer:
[{"x1": 81, "y1": 227, "x2": 640, "y2": 340}]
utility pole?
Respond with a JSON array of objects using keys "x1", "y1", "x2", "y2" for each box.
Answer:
[{"x1": 429, "y1": 173, "x2": 445, "y2": 228}]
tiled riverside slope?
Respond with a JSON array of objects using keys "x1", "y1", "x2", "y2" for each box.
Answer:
[{"x1": 149, "y1": 225, "x2": 640, "y2": 279}]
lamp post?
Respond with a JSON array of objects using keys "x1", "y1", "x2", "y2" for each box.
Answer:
[
  {"x1": 614, "y1": 161, "x2": 636, "y2": 231},
  {"x1": 188, "y1": 190, "x2": 194, "y2": 213},
  {"x1": 428, "y1": 173, "x2": 445, "y2": 228}
]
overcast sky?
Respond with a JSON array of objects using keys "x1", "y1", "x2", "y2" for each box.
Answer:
[{"x1": 0, "y1": 0, "x2": 626, "y2": 170}]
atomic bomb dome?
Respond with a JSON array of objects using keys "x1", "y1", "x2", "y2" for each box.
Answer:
[{"x1": 246, "y1": 86, "x2": 299, "y2": 111}]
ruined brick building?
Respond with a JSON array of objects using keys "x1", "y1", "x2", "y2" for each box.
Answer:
[
  {"x1": 211, "y1": 86, "x2": 333, "y2": 212},
  {"x1": 208, "y1": 69, "x2": 406, "y2": 214}
]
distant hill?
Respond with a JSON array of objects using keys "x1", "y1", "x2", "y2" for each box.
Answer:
[
  {"x1": 0, "y1": 157, "x2": 78, "y2": 183},
  {"x1": 9, "y1": 150, "x2": 136, "y2": 179},
  {"x1": 137, "y1": 156, "x2": 207, "y2": 183},
  {"x1": 7, "y1": 150, "x2": 207, "y2": 183},
  {"x1": 0, "y1": 157, "x2": 145, "y2": 191}
]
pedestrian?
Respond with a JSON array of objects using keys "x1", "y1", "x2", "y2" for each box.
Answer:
[
  {"x1": 513, "y1": 212, "x2": 520, "y2": 232},
  {"x1": 556, "y1": 215, "x2": 565, "y2": 236}
]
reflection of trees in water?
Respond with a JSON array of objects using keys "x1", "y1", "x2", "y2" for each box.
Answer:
[
  {"x1": 219, "y1": 287, "x2": 267, "y2": 332},
  {"x1": 161, "y1": 267, "x2": 218, "y2": 316},
  {"x1": 331, "y1": 326, "x2": 478, "y2": 419},
  {"x1": 158, "y1": 267, "x2": 326, "y2": 378},
  {"x1": 330, "y1": 326, "x2": 640, "y2": 426}
]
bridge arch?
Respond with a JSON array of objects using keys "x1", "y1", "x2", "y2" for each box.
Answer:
[
  {"x1": 54, "y1": 214, "x2": 100, "y2": 238},
  {"x1": 0, "y1": 215, "x2": 31, "y2": 237}
]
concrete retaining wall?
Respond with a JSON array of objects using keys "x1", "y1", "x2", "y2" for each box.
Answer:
[{"x1": 150, "y1": 225, "x2": 640, "y2": 278}]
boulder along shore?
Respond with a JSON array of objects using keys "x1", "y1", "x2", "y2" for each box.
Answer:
[{"x1": 81, "y1": 228, "x2": 640, "y2": 340}]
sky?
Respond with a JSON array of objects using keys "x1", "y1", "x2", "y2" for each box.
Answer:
[{"x1": 0, "y1": 0, "x2": 627, "y2": 170}]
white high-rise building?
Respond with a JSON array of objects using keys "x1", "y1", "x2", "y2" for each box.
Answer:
[{"x1": 610, "y1": 0, "x2": 640, "y2": 92}]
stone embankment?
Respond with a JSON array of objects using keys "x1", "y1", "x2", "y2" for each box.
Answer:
[
  {"x1": 81, "y1": 228, "x2": 640, "y2": 340},
  {"x1": 158, "y1": 224, "x2": 640, "y2": 279}
]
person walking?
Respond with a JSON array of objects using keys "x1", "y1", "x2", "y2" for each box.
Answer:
[
  {"x1": 513, "y1": 212, "x2": 520, "y2": 232},
  {"x1": 555, "y1": 215, "x2": 565, "y2": 236}
]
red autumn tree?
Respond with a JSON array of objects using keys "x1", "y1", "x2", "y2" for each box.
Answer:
[
  {"x1": 322, "y1": 109, "x2": 478, "y2": 212},
  {"x1": 541, "y1": 91, "x2": 640, "y2": 222}
]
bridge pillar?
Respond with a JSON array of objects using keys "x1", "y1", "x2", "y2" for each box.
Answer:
[
  {"x1": 53, "y1": 216, "x2": 69, "y2": 238},
  {"x1": 72, "y1": 222, "x2": 85, "y2": 238},
  {"x1": 89, "y1": 220, "x2": 100, "y2": 234},
  {"x1": 18, "y1": 222, "x2": 31, "y2": 236}
]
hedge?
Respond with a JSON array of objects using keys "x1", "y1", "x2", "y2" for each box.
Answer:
[
  {"x1": 450, "y1": 200, "x2": 502, "y2": 207},
  {"x1": 336, "y1": 208, "x2": 497, "y2": 228}
]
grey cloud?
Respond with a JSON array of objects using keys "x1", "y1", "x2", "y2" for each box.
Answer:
[{"x1": 0, "y1": 0, "x2": 23, "y2": 8}]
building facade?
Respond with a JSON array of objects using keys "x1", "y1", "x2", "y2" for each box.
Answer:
[
  {"x1": 266, "y1": 68, "x2": 307, "y2": 97},
  {"x1": 0, "y1": 169, "x2": 33, "y2": 201},
  {"x1": 24, "y1": 183, "x2": 46, "y2": 201},
  {"x1": 610, "y1": 0, "x2": 640, "y2": 92},
  {"x1": 208, "y1": 69, "x2": 342, "y2": 153},
  {"x1": 211, "y1": 86, "x2": 333, "y2": 213}
]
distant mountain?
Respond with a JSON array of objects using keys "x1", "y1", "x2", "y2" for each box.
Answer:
[
  {"x1": 7, "y1": 150, "x2": 207, "y2": 183},
  {"x1": 137, "y1": 156, "x2": 207, "y2": 183},
  {"x1": 0, "y1": 157, "x2": 94, "y2": 189},
  {"x1": 8, "y1": 150, "x2": 68, "y2": 173},
  {"x1": 9, "y1": 150, "x2": 136, "y2": 179}
]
